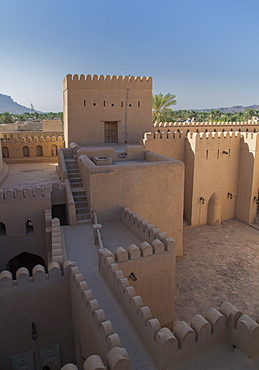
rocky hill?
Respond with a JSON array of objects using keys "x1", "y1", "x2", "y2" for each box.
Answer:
[{"x1": 0, "y1": 94, "x2": 36, "y2": 114}]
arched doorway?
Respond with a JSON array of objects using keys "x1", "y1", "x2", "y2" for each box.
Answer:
[
  {"x1": 36, "y1": 145, "x2": 43, "y2": 156},
  {"x1": 6, "y1": 252, "x2": 45, "y2": 278},
  {"x1": 23, "y1": 146, "x2": 30, "y2": 157},
  {"x1": 2, "y1": 146, "x2": 9, "y2": 158}
]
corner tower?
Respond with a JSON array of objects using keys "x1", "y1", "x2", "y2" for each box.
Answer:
[{"x1": 63, "y1": 74, "x2": 152, "y2": 146}]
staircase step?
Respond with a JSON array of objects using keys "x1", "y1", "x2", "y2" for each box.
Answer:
[
  {"x1": 71, "y1": 183, "x2": 83, "y2": 188},
  {"x1": 76, "y1": 207, "x2": 90, "y2": 214},
  {"x1": 76, "y1": 219, "x2": 92, "y2": 225},
  {"x1": 68, "y1": 173, "x2": 80, "y2": 179},
  {"x1": 75, "y1": 200, "x2": 88, "y2": 207},
  {"x1": 70, "y1": 178, "x2": 82, "y2": 183},
  {"x1": 76, "y1": 212, "x2": 90, "y2": 220}
]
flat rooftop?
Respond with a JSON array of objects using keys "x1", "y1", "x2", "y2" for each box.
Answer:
[{"x1": 0, "y1": 162, "x2": 59, "y2": 188}]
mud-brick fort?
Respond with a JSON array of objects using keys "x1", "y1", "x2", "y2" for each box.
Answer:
[{"x1": 0, "y1": 74, "x2": 259, "y2": 370}]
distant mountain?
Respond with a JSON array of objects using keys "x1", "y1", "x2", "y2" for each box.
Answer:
[
  {"x1": 195, "y1": 105, "x2": 259, "y2": 113},
  {"x1": 0, "y1": 93, "x2": 38, "y2": 114}
]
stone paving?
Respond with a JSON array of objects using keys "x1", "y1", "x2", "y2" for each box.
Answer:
[{"x1": 174, "y1": 219, "x2": 259, "y2": 325}]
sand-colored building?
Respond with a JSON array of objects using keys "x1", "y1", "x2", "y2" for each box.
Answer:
[{"x1": 0, "y1": 75, "x2": 259, "y2": 370}]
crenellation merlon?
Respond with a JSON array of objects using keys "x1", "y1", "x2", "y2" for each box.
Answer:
[
  {"x1": 0, "y1": 185, "x2": 51, "y2": 202},
  {"x1": 63, "y1": 74, "x2": 152, "y2": 91}
]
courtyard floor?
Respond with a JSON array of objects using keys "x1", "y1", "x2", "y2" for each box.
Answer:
[{"x1": 174, "y1": 219, "x2": 259, "y2": 325}]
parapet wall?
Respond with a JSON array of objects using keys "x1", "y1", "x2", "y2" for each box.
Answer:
[
  {"x1": 99, "y1": 248, "x2": 259, "y2": 368},
  {"x1": 1, "y1": 136, "x2": 65, "y2": 161},
  {"x1": 121, "y1": 207, "x2": 176, "y2": 252},
  {"x1": 153, "y1": 120, "x2": 259, "y2": 130},
  {"x1": 70, "y1": 265, "x2": 129, "y2": 367},
  {"x1": 0, "y1": 185, "x2": 51, "y2": 202},
  {"x1": 64, "y1": 74, "x2": 152, "y2": 90},
  {"x1": 0, "y1": 260, "x2": 72, "y2": 288}
]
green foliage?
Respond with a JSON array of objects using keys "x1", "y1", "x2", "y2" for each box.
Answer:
[
  {"x1": 0, "y1": 112, "x2": 13, "y2": 123},
  {"x1": 152, "y1": 93, "x2": 177, "y2": 123},
  {"x1": 9, "y1": 112, "x2": 63, "y2": 122}
]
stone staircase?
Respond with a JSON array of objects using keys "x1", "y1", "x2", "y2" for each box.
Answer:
[{"x1": 65, "y1": 158, "x2": 91, "y2": 224}]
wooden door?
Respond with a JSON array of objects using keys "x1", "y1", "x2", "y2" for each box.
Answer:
[{"x1": 104, "y1": 121, "x2": 118, "y2": 143}]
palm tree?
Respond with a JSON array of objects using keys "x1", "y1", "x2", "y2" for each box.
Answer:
[{"x1": 152, "y1": 93, "x2": 177, "y2": 123}]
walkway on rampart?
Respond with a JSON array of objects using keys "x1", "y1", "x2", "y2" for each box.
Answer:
[
  {"x1": 63, "y1": 221, "x2": 157, "y2": 370},
  {"x1": 175, "y1": 219, "x2": 259, "y2": 325}
]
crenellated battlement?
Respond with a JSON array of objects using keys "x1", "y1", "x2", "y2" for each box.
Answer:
[
  {"x1": 120, "y1": 207, "x2": 175, "y2": 250},
  {"x1": 0, "y1": 260, "x2": 74, "y2": 288},
  {"x1": 153, "y1": 121, "x2": 259, "y2": 128},
  {"x1": 70, "y1": 265, "x2": 129, "y2": 365},
  {"x1": 1, "y1": 136, "x2": 63, "y2": 144},
  {"x1": 99, "y1": 249, "x2": 259, "y2": 368},
  {"x1": 0, "y1": 185, "x2": 51, "y2": 202},
  {"x1": 63, "y1": 74, "x2": 152, "y2": 90}
]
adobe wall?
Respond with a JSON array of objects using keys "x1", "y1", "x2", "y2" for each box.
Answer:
[
  {"x1": 78, "y1": 151, "x2": 184, "y2": 255},
  {"x1": 0, "y1": 262, "x2": 75, "y2": 370},
  {"x1": 1, "y1": 136, "x2": 64, "y2": 162},
  {"x1": 99, "y1": 249, "x2": 259, "y2": 368},
  {"x1": 186, "y1": 132, "x2": 241, "y2": 226},
  {"x1": 0, "y1": 186, "x2": 51, "y2": 271},
  {"x1": 70, "y1": 266, "x2": 126, "y2": 367},
  {"x1": 100, "y1": 235, "x2": 175, "y2": 327},
  {"x1": 0, "y1": 131, "x2": 63, "y2": 140},
  {"x1": 42, "y1": 119, "x2": 63, "y2": 132},
  {"x1": 143, "y1": 131, "x2": 186, "y2": 162},
  {"x1": 153, "y1": 121, "x2": 259, "y2": 134},
  {"x1": 63, "y1": 74, "x2": 152, "y2": 146},
  {"x1": 235, "y1": 133, "x2": 259, "y2": 224}
]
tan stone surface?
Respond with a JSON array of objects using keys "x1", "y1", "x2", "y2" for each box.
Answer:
[
  {"x1": 174, "y1": 219, "x2": 259, "y2": 324},
  {"x1": 1, "y1": 162, "x2": 59, "y2": 188}
]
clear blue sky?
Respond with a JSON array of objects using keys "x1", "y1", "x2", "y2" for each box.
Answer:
[{"x1": 1, "y1": 0, "x2": 259, "y2": 112}]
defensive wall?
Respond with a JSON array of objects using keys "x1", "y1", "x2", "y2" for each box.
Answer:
[
  {"x1": 0, "y1": 130, "x2": 63, "y2": 140},
  {"x1": 1, "y1": 135, "x2": 64, "y2": 162},
  {"x1": 0, "y1": 261, "x2": 129, "y2": 370},
  {"x1": 99, "y1": 247, "x2": 259, "y2": 369},
  {"x1": 153, "y1": 120, "x2": 259, "y2": 134},
  {"x1": 143, "y1": 130, "x2": 259, "y2": 226},
  {"x1": 0, "y1": 185, "x2": 51, "y2": 272},
  {"x1": 76, "y1": 149, "x2": 184, "y2": 255},
  {"x1": 63, "y1": 74, "x2": 153, "y2": 146}
]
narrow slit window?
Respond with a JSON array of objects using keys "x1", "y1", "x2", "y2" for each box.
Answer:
[
  {"x1": 103, "y1": 101, "x2": 105, "y2": 107},
  {"x1": 121, "y1": 101, "x2": 123, "y2": 107},
  {"x1": 84, "y1": 100, "x2": 86, "y2": 106},
  {"x1": 138, "y1": 101, "x2": 141, "y2": 108},
  {"x1": 0, "y1": 222, "x2": 6, "y2": 236},
  {"x1": 217, "y1": 149, "x2": 219, "y2": 159},
  {"x1": 206, "y1": 150, "x2": 209, "y2": 159}
]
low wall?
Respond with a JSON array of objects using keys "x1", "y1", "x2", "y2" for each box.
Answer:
[
  {"x1": 70, "y1": 266, "x2": 128, "y2": 367},
  {"x1": 60, "y1": 348, "x2": 130, "y2": 370},
  {"x1": 99, "y1": 249, "x2": 259, "y2": 368},
  {"x1": 100, "y1": 237, "x2": 175, "y2": 328}
]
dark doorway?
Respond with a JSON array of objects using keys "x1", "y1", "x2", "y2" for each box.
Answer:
[
  {"x1": 104, "y1": 121, "x2": 118, "y2": 143},
  {"x1": 52, "y1": 204, "x2": 67, "y2": 225},
  {"x1": 6, "y1": 252, "x2": 45, "y2": 279}
]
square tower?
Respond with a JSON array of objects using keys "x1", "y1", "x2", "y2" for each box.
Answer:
[{"x1": 63, "y1": 74, "x2": 152, "y2": 146}]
